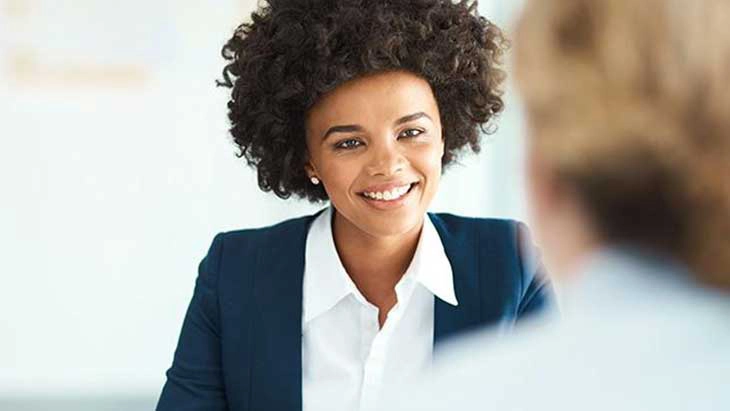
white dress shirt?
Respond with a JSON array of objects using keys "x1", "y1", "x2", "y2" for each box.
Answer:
[
  {"x1": 390, "y1": 247, "x2": 730, "y2": 411},
  {"x1": 302, "y1": 207, "x2": 458, "y2": 411}
]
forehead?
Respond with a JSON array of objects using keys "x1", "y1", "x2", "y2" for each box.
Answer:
[{"x1": 307, "y1": 70, "x2": 440, "y2": 128}]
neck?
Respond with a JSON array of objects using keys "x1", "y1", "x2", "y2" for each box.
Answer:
[{"x1": 332, "y1": 209, "x2": 424, "y2": 325}]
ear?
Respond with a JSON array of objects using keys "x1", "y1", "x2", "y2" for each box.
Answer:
[
  {"x1": 303, "y1": 131, "x2": 319, "y2": 178},
  {"x1": 304, "y1": 158, "x2": 317, "y2": 179},
  {"x1": 527, "y1": 145, "x2": 602, "y2": 278},
  {"x1": 528, "y1": 147, "x2": 583, "y2": 215},
  {"x1": 527, "y1": 145, "x2": 563, "y2": 223}
]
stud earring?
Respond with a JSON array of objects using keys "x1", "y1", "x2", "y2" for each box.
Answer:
[{"x1": 310, "y1": 176, "x2": 320, "y2": 185}]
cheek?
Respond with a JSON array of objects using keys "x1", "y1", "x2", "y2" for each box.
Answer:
[
  {"x1": 405, "y1": 143, "x2": 444, "y2": 200},
  {"x1": 417, "y1": 141, "x2": 445, "y2": 176},
  {"x1": 319, "y1": 156, "x2": 361, "y2": 197}
]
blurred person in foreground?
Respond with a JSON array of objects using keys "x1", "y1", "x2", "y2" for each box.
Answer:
[{"x1": 389, "y1": 0, "x2": 730, "y2": 409}]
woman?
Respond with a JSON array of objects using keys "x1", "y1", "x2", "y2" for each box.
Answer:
[
  {"x1": 156, "y1": 1, "x2": 553, "y2": 410},
  {"x1": 390, "y1": 0, "x2": 730, "y2": 409}
]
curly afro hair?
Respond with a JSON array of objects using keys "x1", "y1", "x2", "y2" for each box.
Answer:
[{"x1": 218, "y1": 0, "x2": 508, "y2": 202}]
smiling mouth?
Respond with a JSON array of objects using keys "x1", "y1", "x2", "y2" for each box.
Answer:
[{"x1": 358, "y1": 182, "x2": 419, "y2": 202}]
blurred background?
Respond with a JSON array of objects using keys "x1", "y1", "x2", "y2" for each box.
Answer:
[{"x1": 1, "y1": 0, "x2": 526, "y2": 409}]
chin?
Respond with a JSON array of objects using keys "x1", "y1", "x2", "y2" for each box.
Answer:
[{"x1": 361, "y1": 213, "x2": 424, "y2": 239}]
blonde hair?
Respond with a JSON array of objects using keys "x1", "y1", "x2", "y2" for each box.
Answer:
[{"x1": 515, "y1": 0, "x2": 730, "y2": 288}]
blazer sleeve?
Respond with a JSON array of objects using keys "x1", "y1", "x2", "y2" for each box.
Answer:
[
  {"x1": 514, "y1": 222, "x2": 556, "y2": 318},
  {"x1": 157, "y1": 233, "x2": 228, "y2": 411}
]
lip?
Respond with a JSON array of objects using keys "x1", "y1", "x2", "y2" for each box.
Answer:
[
  {"x1": 357, "y1": 182, "x2": 420, "y2": 211},
  {"x1": 358, "y1": 181, "x2": 418, "y2": 195}
]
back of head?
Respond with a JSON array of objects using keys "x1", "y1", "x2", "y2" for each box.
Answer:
[{"x1": 514, "y1": 0, "x2": 730, "y2": 288}]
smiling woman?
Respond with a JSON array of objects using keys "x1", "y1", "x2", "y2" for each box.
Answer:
[
  {"x1": 156, "y1": 1, "x2": 555, "y2": 411},
  {"x1": 306, "y1": 72, "x2": 443, "y2": 249},
  {"x1": 305, "y1": 71, "x2": 447, "y2": 328}
]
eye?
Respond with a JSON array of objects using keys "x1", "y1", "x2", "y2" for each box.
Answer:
[
  {"x1": 334, "y1": 138, "x2": 363, "y2": 150},
  {"x1": 398, "y1": 128, "x2": 424, "y2": 139}
]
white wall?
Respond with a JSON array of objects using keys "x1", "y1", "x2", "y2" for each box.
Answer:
[{"x1": 0, "y1": 0, "x2": 527, "y2": 400}]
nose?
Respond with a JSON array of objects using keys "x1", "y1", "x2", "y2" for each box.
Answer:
[{"x1": 365, "y1": 140, "x2": 406, "y2": 177}]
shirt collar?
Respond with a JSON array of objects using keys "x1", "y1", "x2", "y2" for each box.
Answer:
[
  {"x1": 410, "y1": 214, "x2": 458, "y2": 306},
  {"x1": 303, "y1": 207, "x2": 458, "y2": 325},
  {"x1": 303, "y1": 207, "x2": 357, "y2": 325}
]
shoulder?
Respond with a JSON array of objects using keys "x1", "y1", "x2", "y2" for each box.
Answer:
[
  {"x1": 220, "y1": 213, "x2": 317, "y2": 245},
  {"x1": 202, "y1": 212, "x2": 320, "y2": 272},
  {"x1": 429, "y1": 212, "x2": 529, "y2": 245},
  {"x1": 430, "y1": 213, "x2": 550, "y2": 307},
  {"x1": 195, "y1": 213, "x2": 319, "y2": 307}
]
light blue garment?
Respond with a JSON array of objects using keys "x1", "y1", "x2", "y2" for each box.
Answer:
[{"x1": 390, "y1": 248, "x2": 730, "y2": 411}]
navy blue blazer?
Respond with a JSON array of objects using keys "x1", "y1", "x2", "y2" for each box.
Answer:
[{"x1": 157, "y1": 212, "x2": 553, "y2": 411}]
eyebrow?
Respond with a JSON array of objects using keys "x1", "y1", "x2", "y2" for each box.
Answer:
[
  {"x1": 394, "y1": 111, "x2": 432, "y2": 126},
  {"x1": 321, "y1": 112, "x2": 433, "y2": 141},
  {"x1": 322, "y1": 125, "x2": 364, "y2": 141}
]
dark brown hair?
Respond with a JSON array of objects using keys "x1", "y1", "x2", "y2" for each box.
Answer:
[{"x1": 218, "y1": 0, "x2": 507, "y2": 201}]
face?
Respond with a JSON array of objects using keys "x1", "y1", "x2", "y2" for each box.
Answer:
[{"x1": 305, "y1": 70, "x2": 445, "y2": 238}]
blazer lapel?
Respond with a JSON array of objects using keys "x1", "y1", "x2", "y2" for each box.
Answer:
[
  {"x1": 429, "y1": 214, "x2": 482, "y2": 350},
  {"x1": 248, "y1": 217, "x2": 312, "y2": 411}
]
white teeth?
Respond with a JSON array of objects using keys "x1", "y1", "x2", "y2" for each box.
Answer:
[{"x1": 363, "y1": 184, "x2": 413, "y2": 201}]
